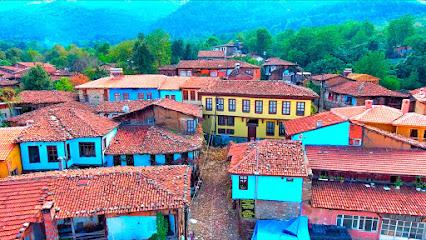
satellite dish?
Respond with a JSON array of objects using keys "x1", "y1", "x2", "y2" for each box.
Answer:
[{"x1": 122, "y1": 105, "x2": 130, "y2": 113}]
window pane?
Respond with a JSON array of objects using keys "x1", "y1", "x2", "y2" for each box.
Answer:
[{"x1": 28, "y1": 146, "x2": 40, "y2": 163}]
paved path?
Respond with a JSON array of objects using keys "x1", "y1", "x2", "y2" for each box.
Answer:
[{"x1": 188, "y1": 149, "x2": 240, "y2": 240}]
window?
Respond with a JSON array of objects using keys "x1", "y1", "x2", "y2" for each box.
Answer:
[
  {"x1": 126, "y1": 155, "x2": 134, "y2": 166},
  {"x1": 182, "y1": 90, "x2": 188, "y2": 100},
  {"x1": 170, "y1": 95, "x2": 176, "y2": 100},
  {"x1": 216, "y1": 98, "x2": 224, "y2": 111},
  {"x1": 190, "y1": 91, "x2": 196, "y2": 101},
  {"x1": 146, "y1": 92, "x2": 153, "y2": 100},
  {"x1": 228, "y1": 99, "x2": 236, "y2": 112},
  {"x1": 242, "y1": 100, "x2": 250, "y2": 113},
  {"x1": 114, "y1": 93, "x2": 120, "y2": 102},
  {"x1": 197, "y1": 92, "x2": 202, "y2": 101},
  {"x1": 282, "y1": 101, "x2": 291, "y2": 115},
  {"x1": 79, "y1": 142, "x2": 96, "y2": 157},
  {"x1": 279, "y1": 122, "x2": 285, "y2": 136},
  {"x1": 266, "y1": 121, "x2": 275, "y2": 136},
  {"x1": 28, "y1": 146, "x2": 40, "y2": 163},
  {"x1": 187, "y1": 120, "x2": 195, "y2": 133},
  {"x1": 269, "y1": 100, "x2": 277, "y2": 114},
  {"x1": 122, "y1": 93, "x2": 129, "y2": 101},
  {"x1": 381, "y1": 218, "x2": 425, "y2": 239},
  {"x1": 227, "y1": 116, "x2": 234, "y2": 126},
  {"x1": 135, "y1": 92, "x2": 143, "y2": 100},
  {"x1": 206, "y1": 98, "x2": 213, "y2": 111},
  {"x1": 226, "y1": 129, "x2": 234, "y2": 135},
  {"x1": 218, "y1": 116, "x2": 226, "y2": 126},
  {"x1": 113, "y1": 155, "x2": 121, "y2": 166},
  {"x1": 410, "y1": 129, "x2": 418, "y2": 139},
  {"x1": 296, "y1": 102, "x2": 305, "y2": 116},
  {"x1": 218, "y1": 128, "x2": 226, "y2": 134},
  {"x1": 255, "y1": 100, "x2": 263, "y2": 114},
  {"x1": 336, "y1": 215, "x2": 379, "y2": 232},
  {"x1": 47, "y1": 145, "x2": 58, "y2": 162},
  {"x1": 239, "y1": 176, "x2": 248, "y2": 190},
  {"x1": 165, "y1": 95, "x2": 170, "y2": 99}
]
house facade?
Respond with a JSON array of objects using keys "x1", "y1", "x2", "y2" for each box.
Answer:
[
  {"x1": 13, "y1": 90, "x2": 77, "y2": 115},
  {"x1": 198, "y1": 80, "x2": 318, "y2": 145},
  {"x1": 0, "y1": 166, "x2": 191, "y2": 240},
  {"x1": 262, "y1": 58, "x2": 299, "y2": 82},
  {"x1": 0, "y1": 127, "x2": 26, "y2": 178}
]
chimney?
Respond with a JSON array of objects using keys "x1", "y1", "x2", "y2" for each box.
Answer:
[
  {"x1": 41, "y1": 201, "x2": 59, "y2": 240},
  {"x1": 110, "y1": 68, "x2": 123, "y2": 78},
  {"x1": 343, "y1": 68, "x2": 352, "y2": 77},
  {"x1": 365, "y1": 100, "x2": 373, "y2": 109},
  {"x1": 316, "y1": 120, "x2": 323, "y2": 128},
  {"x1": 401, "y1": 99, "x2": 410, "y2": 114}
]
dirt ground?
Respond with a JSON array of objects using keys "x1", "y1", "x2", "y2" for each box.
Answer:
[{"x1": 187, "y1": 148, "x2": 241, "y2": 240}]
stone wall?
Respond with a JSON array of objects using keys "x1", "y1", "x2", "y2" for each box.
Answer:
[{"x1": 255, "y1": 200, "x2": 300, "y2": 220}]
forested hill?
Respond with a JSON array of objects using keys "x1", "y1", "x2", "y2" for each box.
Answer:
[{"x1": 0, "y1": 0, "x2": 425, "y2": 44}]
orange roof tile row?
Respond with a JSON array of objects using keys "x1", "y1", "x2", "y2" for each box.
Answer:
[
  {"x1": 198, "y1": 80, "x2": 318, "y2": 99},
  {"x1": 310, "y1": 74, "x2": 340, "y2": 81},
  {"x1": 17, "y1": 90, "x2": 77, "y2": 105},
  {"x1": 176, "y1": 59, "x2": 259, "y2": 69},
  {"x1": 392, "y1": 112, "x2": 426, "y2": 127},
  {"x1": 283, "y1": 111, "x2": 346, "y2": 136},
  {"x1": 0, "y1": 127, "x2": 27, "y2": 161},
  {"x1": 347, "y1": 73, "x2": 380, "y2": 83},
  {"x1": 197, "y1": 50, "x2": 225, "y2": 58},
  {"x1": 228, "y1": 140, "x2": 308, "y2": 177},
  {"x1": 263, "y1": 58, "x2": 297, "y2": 66},
  {"x1": 105, "y1": 125, "x2": 203, "y2": 155},
  {"x1": 312, "y1": 181, "x2": 426, "y2": 216},
  {"x1": 0, "y1": 166, "x2": 191, "y2": 240},
  {"x1": 329, "y1": 81, "x2": 408, "y2": 98},
  {"x1": 410, "y1": 86, "x2": 426, "y2": 103},
  {"x1": 306, "y1": 146, "x2": 426, "y2": 176}
]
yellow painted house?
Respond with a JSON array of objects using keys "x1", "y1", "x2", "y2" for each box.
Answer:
[
  {"x1": 198, "y1": 80, "x2": 318, "y2": 144},
  {"x1": 0, "y1": 127, "x2": 26, "y2": 178}
]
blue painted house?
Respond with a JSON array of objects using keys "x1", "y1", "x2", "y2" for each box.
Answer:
[
  {"x1": 12, "y1": 102, "x2": 119, "y2": 171},
  {"x1": 283, "y1": 111, "x2": 350, "y2": 146},
  {"x1": 75, "y1": 71, "x2": 190, "y2": 105},
  {"x1": 228, "y1": 140, "x2": 309, "y2": 220}
]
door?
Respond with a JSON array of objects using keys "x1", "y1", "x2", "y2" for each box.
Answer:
[{"x1": 248, "y1": 125, "x2": 257, "y2": 141}]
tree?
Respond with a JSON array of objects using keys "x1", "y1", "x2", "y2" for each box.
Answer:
[
  {"x1": 183, "y1": 43, "x2": 195, "y2": 60},
  {"x1": 380, "y1": 75, "x2": 401, "y2": 90},
  {"x1": 22, "y1": 65, "x2": 52, "y2": 90},
  {"x1": 205, "y1": 36, "x2": 220, "y2": 48},
  {"x1": 354, "y1": 51, "x2": 389, "y2": 80},
  {"x1": 70, "y1": 73, "x2": 90, "y2": 87},
  {"x1": 386, "y1": 15, "x2": 415, "y2": 52},
  {"x1": 83, "y1": 67, "x2": 109, "y2": 80},
  {"x1": 132, "y1": 34, "x2": 155, "y2": 73},
  {"x1": 171, "y1": 39, "x2": 184, "y2": 64},
  {"x1": 305, "y1": 55, "x2": 346, "y2": 74},
  {"x1": 146, "y1": 29, "x2": 172, "y2": 70},
  {"x1": 54, "y1": 77, "x2": 74, "y2": 92},
  {"x1": 155, "y1": 212, "x2": 168, "y2": 240},
  {"x1": 0, "y1": 87, "x2": 16, "y2": 121},
  {"x1": 255, "y1": 28, "x2": 272, "y2": 56}
]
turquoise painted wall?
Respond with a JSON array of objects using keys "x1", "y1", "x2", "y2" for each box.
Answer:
[
  {"x1": 20, "y1": 141, "x2": 66, "y2": 171},
  {"x1": 67, "y1": 137, "x2": 103, "y2": 166},
  {"x1": 159, "y1": 90, "x2": 183, "y2": 102},
  {"x1": 109, "y1": 88, "x2": 160, "y2": 102},
  {"x1": 291, "y1": 121, "x2": 350, "y2": 146},
  {"x1": 231, "y1": 175, "x2": 303, "y2": 202},
  {"x1": 105, "y1": 151, "x2": 198, "y2": 167}
]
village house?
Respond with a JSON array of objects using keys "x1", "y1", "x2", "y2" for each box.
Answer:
[
  {"x1": 0, "y1": 127, "x2": 26, "y2": 178},
  {"x1": 212, "y1": 42, "x2": 242, "y2": 57},
  {"x1": 227, "y1": 140, "x2": 310, "y2": 239},
  {"x1": 179, "y1": 77, "x2": 218, "y2": 105},
  {"x1": 304, "y1": 146, "x2": 426, "y2": 240},
  {"x1": 0, "y1": 165, "x2": 191, "y2": 240},
  {"x1": 198, "y1": 80, "x2": 318, "y2": 145},
  {"x1": 0, "y1": 79, "x2": 19, "y2": 89},
  {"x1": 0, "y1": 62, "x2": 58, "y2": 80},
  {"x1": 410, "y1": 86, "x2": 426, "y2": 115},
  {"x1": 13, "y1": 90, "x2": 78, "y2": 115},
  {"x1": 332, "y1": 99, "x2": 426, "y2": 142},
  {"x1": 159, "y1": 59, "x2": 261, "y2": 80},
  {"x1": 197, "y1": 50, "x2": 226, "y2": 60},
  {"x1": 7, "y1": 102, "x2": 118, "y2": 172},
  {"x1": 261, "y1": 57, "x2": 299, "y2": 82}
]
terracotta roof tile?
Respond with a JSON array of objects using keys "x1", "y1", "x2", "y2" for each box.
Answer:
[
  {"x1": 310, "y1": 74, "x2": 340, "y2": 81},
  {"x1": 106, "y1": 125, "x2": 203, "y2": 155},
  {"x1": 158, "y1": 64, "x2": 177, "y2": 71},
  {"x1": 0, "y1": 166, "x2": 191, "y2": 239},
  {"x1": 263, "y1": 58, "x2": 297, "y2": 66},
  {"x1": 283, "y1": 111, "x2": 346, "y2": 136},
  {"x1": 228, "y1": 140, "x2": 308, "y2": 177},
  {"x1": 177, "y1": 60, "x2": 259, "y2": 69},
  {"x1": 197, "y1": 50, "x2": 225, "y2": 58},
  {"x1": 332, "y1": 105, "x2": 404, "y2": 124},
  {"x1": 76, "y1": 74, "x2": 169, "y2": 89},
  {"x1": 198, "y1": 80, "x2": 318, "y2": 99},
  {"x1": 329, "y1": 81, "x2": 408, "y2": 98},
  {"x1": 392, "y1": 112, "x2": 426, "y2": 127},
  {"x1": 312, "y1": 181, "x2": 426, "y2": 216},
  {"x1": 0, "y1": 127, "x2": 27, "y2": 161},
  {"x1": 158, "y1": 76, "x2": 189, "y2": 90},
  {"x1": 347, "y1": 73, "x2": 380, "y2": 83},
  {"x1": 17, "y1": 90, "x2": 77, "y2": 105},
  {"x1": 154, "y1": 98, "x2": 202, "y2": 118},
  {"x1": 0, "y1": 79, "x2": 19, "y2": 87},
  {"x1": 179, "y1": 77, "x2": 219, "y2": 89},
  {"x1": 306, "y1": 146, "x2": 426, "y2": 176},
  {"x1": 411, "y1": 87, "x2": 426, "y2": 103}
]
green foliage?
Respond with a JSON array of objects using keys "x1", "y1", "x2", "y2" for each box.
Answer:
[
  {"x1": 380, "y1": 75, "x2": 401, "y2": 90},
  {"x1": 386, "y1": 15, "x2": 415, "y2": 52},
  {"x1": 255, "y1": 28, "x2": 272, "y2": 56},
  {"x1": 132, "y1": 34, "x2": 155, "y2": 73},
  {"x1": 83, "y1": 67, "x2": 109, "y2": 80},
  {"x1": 354, "y1": 51, "x2": 389, "y2": 79},
  {"x1": 22, "y1": 65, "x2": 52, "y2": 90},
  {"x1": 305, "y1": 55, "x2": 345, "y2": 74},
  {"x1": 145, "y1": 29, "x2": 171, "y2": 71},
  {"x1": 171, "y1": 39, "x2": 184, "y2": 64},
  {"x1": 156, "y1": 212, "x2": 168, "y2": 240},
  {"x1": 54, "y1": 77, "x2": 74, "y2": 92}
]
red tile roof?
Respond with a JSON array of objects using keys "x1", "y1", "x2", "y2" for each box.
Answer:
[
  {"x1": 177, "y1": 60, "x2": 259, "y2": 69},
  {"x1": 347, "y1": 73, "x2": 380, "y2": 83},
  {"x1": 16, "y1": 62, "x2": 56, "y2": 74},
  {"x1": 75, "y1": 74, "x2": 168, "y2": 89},
  {"x1": 106, "y1": 125, "x2": 203, "y2": 155},
  {"x1": 392, "y1": 112, "x2": 426, "y2": 127},
  {"x1": 0, "y1": 79, "x2": 19, "y2": 87},
  {"x1": 0, "y1": 166, "x2": 191, "y2": 239},
  {"x1": 306, "y1": 146, "x2": 426, "y2": 176},
  {"x1": 263, "y1": 58, "x2": 297, "y2": 66},
  {"x1": 179, "y1": 77, "x2": 218, "y2": 89},
  {"x1": 283, "y1": 111, "x2": 346, "y2": 136},
  {"x1": 228, "y1": 140, "x2": 308, "y2": 177},
  {"x1": 310, "y1": 74, "x2": 340, "y2": 81},
  {"x1": 411, "y1": 87, "x2": 426, "y2": 103},
  {"x1": 198, "y1": 80, "x2": 318, "y2": 99},
  {"x1": 312, "y1": 181, "x2": 426, "y2": 216},
  {"x1": 332, "y1": 105, "x2": 404, "y2": 124},
  {"x1": 17, "y1": 90, "x2": 77, "y2": 105},
  {"x1": 96, "y1": 99, "x2": 202, "y2": 118},
  {"x1": 13, "y1": 102, "x2": 118, "y2": 142},
  {"x1": 158, "y1": 64, "x2": 177, "y2": 71},
  {"x1": 329, "y1": 81, "x2": 408, "y2": 98},
  {"x1": 0, "y1": 127, "x2": 27, "y2": 161},
  {"x1": 197, "y1": 50, "x2": 225, "y2": 58}
]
